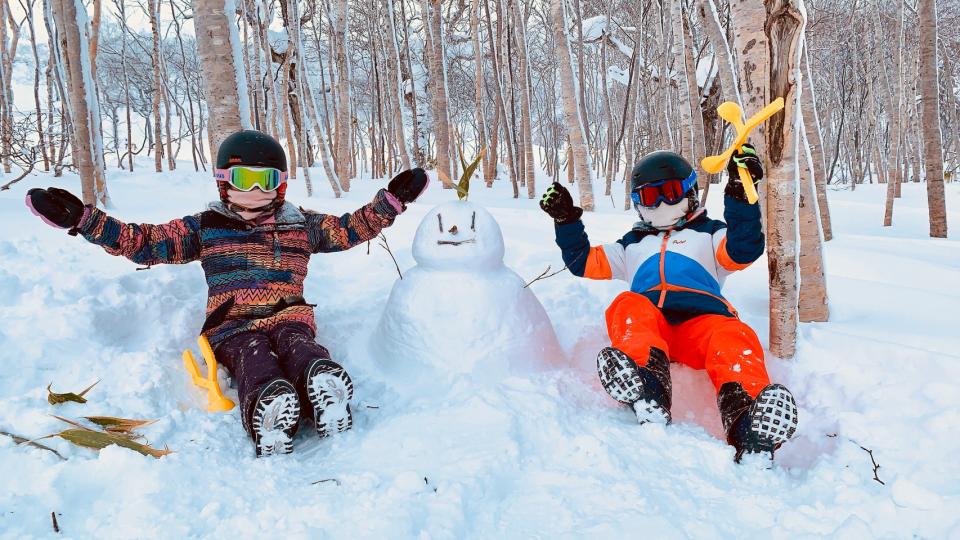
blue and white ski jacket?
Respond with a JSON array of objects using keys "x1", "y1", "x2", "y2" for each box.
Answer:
[{"x1": 554, "y1": 195, "x2": 764, "y2": 323}]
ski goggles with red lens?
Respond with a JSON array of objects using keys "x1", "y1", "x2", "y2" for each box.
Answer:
[
  {"x1": 631, "y1": 171, "x2": 698, "y2": 208},
  {"x1": 214, "y1": 166, "x2": 287, "y2": 192}
]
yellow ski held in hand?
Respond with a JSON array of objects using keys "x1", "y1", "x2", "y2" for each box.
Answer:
[
  {"x1": 701, "y1": 97, "x2": 785, "y2": 204},
  {"x1": 182, "y1": 335, "x2": 235, "y2": 412}
]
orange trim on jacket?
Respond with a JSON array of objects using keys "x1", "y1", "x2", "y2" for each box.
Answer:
[
  {"x1": 583, "y1": 246, "x2": 613, "y2": 280},
  {"x1": 716, "y1": 236, "x2": 752, "y2": 271}
]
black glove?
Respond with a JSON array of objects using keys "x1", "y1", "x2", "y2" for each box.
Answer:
[
  {"x1": 725, "y1": 143, "x2": 764, "y2": 202},
  {"x1": 26, "y1": 187, "x2": 85, "y2": 229},
  {"x1": 387, "y1": 167, "x2": 429, "y2": 205},
  {"x1": 540, "y1": 182, "x2": 583, "y2": 225},
  {"x1": 723, "y1": 143, "x2": 763, "y2": 201}
]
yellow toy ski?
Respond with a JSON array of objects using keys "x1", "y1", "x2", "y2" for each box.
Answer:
[
  {"x1": 182, "y1": 335, "x2": 235, "y2": 412},
  {"x1": 701, "y1": 97, "x2": 785, "y2": 204}
]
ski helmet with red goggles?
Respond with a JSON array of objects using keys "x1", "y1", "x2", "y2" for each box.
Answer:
[{"x1": 629, "y1": 151, "x2": 698, "y2": 208}]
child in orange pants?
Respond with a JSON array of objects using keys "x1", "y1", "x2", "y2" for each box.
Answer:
[{"x1": 540, "y1": 146, "x2": 797, "y2": 461}]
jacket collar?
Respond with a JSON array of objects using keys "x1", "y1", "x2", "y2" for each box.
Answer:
[{"x1": 207, "y1": 200, "x2": 305, "y2": 226}]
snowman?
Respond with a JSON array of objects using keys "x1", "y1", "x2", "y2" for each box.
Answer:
[{"x1": 374, "y1": 200, "x2": 563, "y2": 379}]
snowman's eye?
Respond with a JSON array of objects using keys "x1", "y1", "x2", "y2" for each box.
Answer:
[
  {"x1": 437, "y1": 213, "x2": 443, "y2": 232},
  {"x1": 471, "y1": 212, "x2": 476, "y2": 231}
]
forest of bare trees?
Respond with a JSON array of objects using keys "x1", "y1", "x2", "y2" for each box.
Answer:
[{"x1": 0, "y1": 0, "x2": 956, "y2": 355}]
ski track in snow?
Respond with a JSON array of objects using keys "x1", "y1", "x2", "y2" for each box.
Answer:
[{"x1": 1, "y1": 166, "x2": 958, "y2": 538}]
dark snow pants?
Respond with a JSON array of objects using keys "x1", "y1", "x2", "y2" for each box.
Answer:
[{"x1": 216, "y1": 322, "x2": 333, "y2": 428}]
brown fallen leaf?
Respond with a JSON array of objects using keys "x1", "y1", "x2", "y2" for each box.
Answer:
[
  {"x1": 82, "y1": 416, "x2": 156, "y2": 435},
  {"x1": 47, "y1": 380, "x2": 100, "y2": 405},
  {"x1": 52, "y1": 429, "x2": 173, "y2": 459}
]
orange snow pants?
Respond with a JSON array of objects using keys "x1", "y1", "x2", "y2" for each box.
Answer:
[{"x1": 605, "y1": 292, "x2": 770, "y2": 398}]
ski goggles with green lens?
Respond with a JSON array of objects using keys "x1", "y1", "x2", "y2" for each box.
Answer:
[{"x1": 214, "y1": 166, "x2": 288, "y2": 192}]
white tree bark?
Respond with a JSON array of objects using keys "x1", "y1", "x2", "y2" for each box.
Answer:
[
  {"x1": 695, "y1": 0, "x2": 741, "y2": 106},
  {"x1": 551, "y1": 0, "x2": 593, "y2": 210},
  {"x1": 763, "y1": 0, "x2": 807, "y2": 358},
  {"x1": 50, "y1": 0, "x2": 109, "y2": 206},
  {"x1": 331, "y1": 0, "x2": 352, "y2": 188},
  {"x1": 918, "y1": 0, "x2": 947, "y2": 238},
  {"x1": 192, "y1": 0, "x2": 251, "y2": 160},
  {"x1": 798, "y1": 116, "x2": 828, "y2": 322}
]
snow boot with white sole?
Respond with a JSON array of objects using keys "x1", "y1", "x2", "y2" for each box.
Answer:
[
  {"x1": 719, "y1": 382, "x2": 799, "y2": 462},
  {"x1": 245, "y1": 378, "x2": 301, "y2": 457},
  {"x1": 597, "y1": 347, "x2": 672, "y2": 424},
  {"x1": 304, "y1": 359, "x2": 354, "y2": 438}
]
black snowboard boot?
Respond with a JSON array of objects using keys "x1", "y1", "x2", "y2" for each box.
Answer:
[
  {"x1": 718, "y1": 382, "x2": 798, "y2": 462},
  {"x1": 244, "y1": 378, "x2": 301, "y2": 457},
  {"x1": 597, "y1": 347, "x2": 672, "y2": 424},
  {"x1": 304, "y1": 358, "x2": 354, "y2": 438}
]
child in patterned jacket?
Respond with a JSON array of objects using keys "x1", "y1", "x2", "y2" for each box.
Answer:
[
  {"x1": 26, "y1": 130, "x2": 428, "y2": 457},
  {"x1": 540, "y1": 145, "x2": 798, "y2": 462}
]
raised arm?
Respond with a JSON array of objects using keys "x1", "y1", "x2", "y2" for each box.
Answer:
[
  {"x1": 715, "y1": 145, "x2": 765, "y2": 272},
  {"x1": 27, "y1": 187, "x2": 202, "y2": 266},
  {"x1": 304, "y1": 189, "x2": 402, "y2": 253},
  {"x1": 305, "y1": 168, "x2": 428, "y2": 254},
  {"x1": 541, "y1": 182, "x2": 627, "y2": 281}
]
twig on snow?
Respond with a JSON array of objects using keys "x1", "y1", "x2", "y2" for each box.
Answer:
[
  {"x1": 826, "y1": 433, "x2": 885, "y2": 485},
  {"x1": 311, "y1": 478, "x2": 341, "y2": 486},
  {"x1": 1, "y1": 430, "x2": 67, "y2": 460},
  {"x1": 523, "y1": 264, "x2": 569, "y2": 288},
  {"x1": 857, "y1": 444, "x2": 885, "y2": 485},
  {"x1": 378, "y1": 233, "x2": 403, "y2": 280}
]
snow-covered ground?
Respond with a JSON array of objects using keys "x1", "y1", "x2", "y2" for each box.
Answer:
[{"x1": 1, "y1": 164, "x2": 958, "y2": 538}]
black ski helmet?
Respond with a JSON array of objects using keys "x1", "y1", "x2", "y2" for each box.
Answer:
[
  {"x1": 630, "y1": 150, "x2": 695, "y2": 191},
  {"x1": 629, "y1": 150, "x2": 699, "y2": 217},
  {"x1": 215, "y1": 130, "x2": 287, "y2": 172}
]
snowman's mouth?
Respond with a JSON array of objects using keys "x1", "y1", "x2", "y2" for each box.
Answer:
[{"x1": 437, "y1": 239, "x2": 476, "y2": 246}]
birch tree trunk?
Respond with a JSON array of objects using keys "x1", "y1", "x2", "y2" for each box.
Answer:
[
  {"x1": 551, "y1": 0, "x2": 593, "y2": 210},
  {"x1": 695, "y1": 0, "x2": 741, "y2": 106},
  {"x1": 0, "y1": 0, "x2": 17, "y2": 174},
  {"x1": 918, "y1": 0, "x2": 947, "y2": 238},
  {"x1": 798, "y1": 117, "x2": 828, "y2": 322},
  {"x1": 149, "y1": 0, "x2": 164, "y2": 171},
  {"x1": 423, "y1": 0, "x2": 453, "y2": 188},
  {"x1": 511, "y1": 0, "x2": 535, "y2": 198},
  {"x1": 331, "y1": 0, "x2": 352, "y2": 189},
  {"x1": 682, "y1": 14, "x2": 707, "y2": 189},
  {"x1": 22, "y1": 0, "x2": 49, "y2": 171},
  {"x1": 385, "y1": 0, "x2": 410, "y2": 170},
  {"x1": 801, "y1": 41, "x2": 832, "y2": 240},
  {"x1": 192, "y1": 0, "x2": 251, "y2": 160},
  {"x1": 762, "y1": 0, "x2": 806, "y2": 358},
  {"x1": 50, "y1": 0, "x2": 109, "y2": 205},
  {"x1": 671, "y1": 0, "x2": 693, "y2": 160},
  {"x1": 470, "y1": 0, "x2": 489, "y2": 182},
  {"x1": 730, "y1": 0, "x2": 770, "y2": 160}
]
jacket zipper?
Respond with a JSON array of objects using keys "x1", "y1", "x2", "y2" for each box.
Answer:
[
  {"x1": 657, "y1": 231, "x2": 670, "y2": 308},
  {"x1": 272, "y1": 229, "x2": 280, "y2": 263}
]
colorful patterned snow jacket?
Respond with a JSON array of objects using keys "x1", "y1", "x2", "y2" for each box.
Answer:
[
  {"x1": 76, "y1": 189, "x2": 401, "y2": 346},
  {"x1": 554, "y1": 195, "x2": 764, "y2": 323}
]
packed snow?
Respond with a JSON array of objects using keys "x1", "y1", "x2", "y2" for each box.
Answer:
[
  {"x1": 1, "y1": 163, "x2": 958, "y2": 538},
  {"x1": 375, "y1": 200, "x2": 562, "y2": 380}
]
